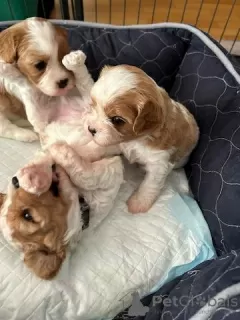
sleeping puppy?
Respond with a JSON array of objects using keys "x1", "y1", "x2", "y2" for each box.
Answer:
[
  {"x1": 0, "y1": 146, "x2": 124, "y2": 280},
  {"x1": 0, "y1": 17, "x2": 75, "y2": 142},
  {"x1": 86, "y1": 65, "x2": 199, "y2": 213}
]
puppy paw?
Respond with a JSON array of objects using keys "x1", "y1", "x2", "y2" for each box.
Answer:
[
  {"x1": 15, "y1": 129, "x2": 39, "y2": 142},
  {"x1": 127, "y1": 193, "x2": 154, "y2": 214},
  {"x1": 48, "y1": 142, "x2": 74, "y2": 165},
  {"x1": 17, "y1": 163, "x2": 52, "y2": 194},
  {"x1": 62, "y1": 51, "x2": 86, "y2": 70}
]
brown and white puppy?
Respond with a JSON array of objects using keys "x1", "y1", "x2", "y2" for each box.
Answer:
[
  {"x1": 0, "y1": 144, "x2": 124, "y2": 280},
  {"x1": 0, "y1": 17, "x2": 75, "y2": 142},
  {"x1": 87, "y1": 65, "x2": 199, "y2": 213},
  {"x1": 0, "y1": 165, "x2": 80, "y2": 280}
]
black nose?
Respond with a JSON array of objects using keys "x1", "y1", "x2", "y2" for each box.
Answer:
[
  {"x1": 88, "y1": 126, "x2": 96, "y2": 136},
  {"x1": 58, "y1": 78, "x2": 68, "y2": 89},
  {"x1": 12, "y1": 176, "x2": 19, "y2": 189}
]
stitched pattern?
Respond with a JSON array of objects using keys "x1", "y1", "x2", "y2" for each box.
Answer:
[
  {"x1": 67, "y1": 24, "x2": 240, "y2": 255},
  {"x1": 68, "y1": 26, "x2": 189, "y2": 91},
  {"x1": 170, "y1": 35, "x2": 240, "y2": 255}
]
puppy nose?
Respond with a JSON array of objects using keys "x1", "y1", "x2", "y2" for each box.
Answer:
[
  {"x1": 88, "y1": 126, "x2": 97, "y2": 136},
  {"x1": 12, "y1": 176, "x2": 19, "y2": 189},
  {"x1": 58, "y1": 78, "x2": 68, "y2": 89}
]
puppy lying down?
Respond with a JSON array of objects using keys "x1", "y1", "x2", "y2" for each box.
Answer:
[{"x1": 0, "y1": 143, "x2": 124, "y2": 279}]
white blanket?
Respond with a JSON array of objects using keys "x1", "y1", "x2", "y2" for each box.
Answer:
[{"x1": 0, "y1": 138, "x2": 215, "y2": 319}]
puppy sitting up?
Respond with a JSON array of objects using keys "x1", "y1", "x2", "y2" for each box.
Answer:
[{"x1": 87, "y1": 65, "x2": 199, "y2": 213}]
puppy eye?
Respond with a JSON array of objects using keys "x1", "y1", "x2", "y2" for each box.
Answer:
[
  {"x1": 110, "y1": 116, "x2": 125, "y2": 125},
  {"x1": 35, "y1": 61, "x2": 46, "y2": 71},
  {"x1": 22, "y1": 209, "x2": 34, "y2": 222}
]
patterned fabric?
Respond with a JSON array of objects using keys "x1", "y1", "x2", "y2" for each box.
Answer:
[
  {"x1": 66, "y1": 24, "x2": 240, "y2": 255},
  {"x1": 170, "y1": 36, "x2": 240, "y2": 255},
  {"x1": 116, "y1": 250, "x2": 240, "y2": 320}
]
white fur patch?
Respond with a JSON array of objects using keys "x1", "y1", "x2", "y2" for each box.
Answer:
[
  {"x1": 26, "y1": 18, "x2": 73, "y2": 96},
  {"x1": 0, "y1": 186, "x2": 16, "y2": 247},
  {"x1": 27, "y1": 19, "x2": 56, "y2": 55},
  {"x1": 91, "y1": 67, "x2": 138, "y2": 106}
]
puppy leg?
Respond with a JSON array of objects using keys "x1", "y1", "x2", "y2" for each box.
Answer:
[
  {"x1": 16, "y1": 151, "x2": 54, "y2": 194},
  {"x1": 62, "y1": 51, "x2": 94, "y2": 99},
  {"x1": 0, "y1": 63, "x2": 48, "y2": 132},
  {"x1": 127, "y1": 159, "x2": 174, "y2": 214},
  {"x1": 49, "y1": 143, "x2": 124, "y2": 229},
  {"x1": 49, "y1": 142, "x2": 124, "y2": 191},
  {"x1": 0, "y1": 112, "x2": 38, "y2": 142}
]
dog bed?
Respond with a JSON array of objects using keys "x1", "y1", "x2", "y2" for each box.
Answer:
[
  {"x1": 0, "y1": 138, "x2": 214, "y2": 319},
  {"x1": 0, "y1": 20, "x2": 239, "y2": 319}
]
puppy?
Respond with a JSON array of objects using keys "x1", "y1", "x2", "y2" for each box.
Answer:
[
  {"x1": 0, "y1": 18, "x2": 75, "y2": 142},
  {"x1": 0, "y1": 50, "x2": 119, "y2": 162},
  {"x1": 0, "y1": 146, "x2": 124, "y2": 279},
  {"x1": 87, "y1": 65, "x2": 199, "y2": 213}
]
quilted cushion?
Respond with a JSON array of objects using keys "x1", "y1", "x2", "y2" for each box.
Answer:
[
  {"x1": 169, "y1": 35, "x2": 240, "y2": 255},
  {"x1": 65, "y1": 24, "x2": 240, "y2": 255},
  {"x1": 68, "y1": 26, "x2": 189, "y2": 91},
  {"x1": 0, "y1": 139, "x2": 215, "y2": 319},
  {"x1": 117, "y1": 249, "x2": 240, "y2": 320}
]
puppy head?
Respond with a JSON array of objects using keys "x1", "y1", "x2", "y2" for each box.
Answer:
[
  {"x1": 87, "y1": 65, "x2": 166, "y2": 146},
  {"x1": 0, "y1": 166, "x2": 81, "y2": 280},
  {"x1": 0, "y1": 18, "x2": 75, "y2": 96}
]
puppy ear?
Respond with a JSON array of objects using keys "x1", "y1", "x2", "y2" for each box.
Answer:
[
  {"x1": 55, "y1": 26, "x2": 68, "y2": 41},
  {"x1": 23, "y1": 227, "x2": 66, "y2": 279},
  {"x1": 23, "y1": 245, "x2": 66, "y2": 280},
  {"x1": 0, "y1": 25, "x2": 24, "y2": 63},
  {"x1": 0, "y1": 193, "x2": 5, "y2": 208},
  {"x1": 133, "y1": 100, "x2": 163, "y2": 135},
  {"x1": 55, "y1": 26, "x2": 70, "y2": 57}
]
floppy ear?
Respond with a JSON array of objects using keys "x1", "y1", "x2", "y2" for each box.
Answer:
[
  {"x1": 133, "y1": 100, "x2": 163, "y2": 135},
  {"x1": 0, "y1": 25, "x2": 24, "y2": 63},
  {"x1": 55, "y1": 25, "x2": 67, "y2": 39},
  {"x1": 23, "y1": 227, "x2": 66, "y2": 280},
  {"x1": 23, "y1": 245, "x2": 66, "y2": 280},
  {"x1": 55, "y1": 26, "x2": 69, "y2": 46},
  {"x1": 0, "y1": 193, "x2": 5, "y2": 208}
]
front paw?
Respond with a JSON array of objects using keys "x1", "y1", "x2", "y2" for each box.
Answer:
[
  {"x1": 48, "y1": 142, "x2": 74, "y2": 165},
  {"x1": 15, "y1": 129, "x2": 39, "y2": 142},
  {"x1": 127, "y1": 192, "x2": 155, "y2": 214},
  {"x1": 17, "y1": 163, "x2": 52, "y2": 194},
  {"x1": 62, "y1": 50, "x2": 86, "y2": 71}
]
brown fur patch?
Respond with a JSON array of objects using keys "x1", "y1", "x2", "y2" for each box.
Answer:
[
  {"x1": 101, "y1": 65, "x2": 199, "y2": 162},
  {"x1": 1, "y1": 186, "x2": 69, "y2": 279},
  {"x1": 0, "y1": 193, "x2": 5, "y2": 207},
  {"x1": 0, "y1": 84, "x2": 25, "y2": 118},
  {"x1": 0, "y1": 19, "x2": 72, "y2": 120}
]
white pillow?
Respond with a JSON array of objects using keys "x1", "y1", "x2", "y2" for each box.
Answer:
[{"x1": 0, "y1": 139, "x2": 215, "y2": 320}]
